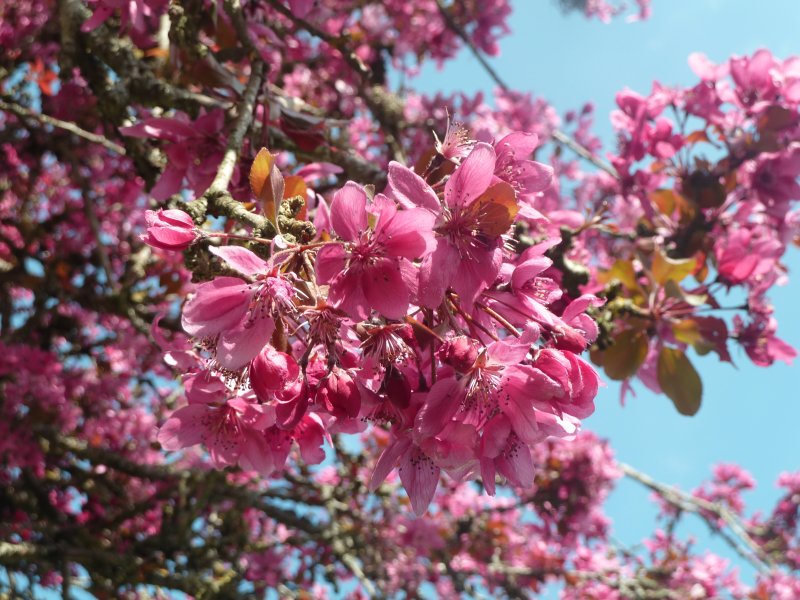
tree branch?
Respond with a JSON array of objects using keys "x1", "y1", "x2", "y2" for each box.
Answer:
[
  {"x1": 265, "y1": 0, "x2": 407, "y2": 163},
  {"x1": 186, "y1": 61, "x2": 274, "y2": 233},
  {"x1": 620, "y1": 462, "x2": 777, "y2": 574},
  {"x1": 0, "y1": 99, "x2": 126, "y2": 155},
  {"x1": 433, "y1": 0, "x2": 618, "y2": 177}
]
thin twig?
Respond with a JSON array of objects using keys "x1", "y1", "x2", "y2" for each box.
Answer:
[
  {"x1": 0, "y1": 99, "x2": 126, "y2": 155},
  {"x1": 266, "y1": 0, "x2": 407, "y2": 163},
  {"x1": 620, "y1": 462, "x2": 776, "y2": 574},
  {"x1": 207, "y1": 61, "x2": 266, "y2": 196},
  {"x1": 433, "y1": 0, "x2": 618, "y2": 177}
]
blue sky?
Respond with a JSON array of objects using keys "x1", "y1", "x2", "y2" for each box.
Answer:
[{"x1": 415, "y1": 0, "x2": 800, "y2": 582}]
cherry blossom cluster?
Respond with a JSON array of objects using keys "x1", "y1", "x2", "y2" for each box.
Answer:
[
  {"x1": 579, "y1": 49, "x2": 800, "y2": 404},
  {"x1": 149, "y1": 130, "x2": 607, "y2": 515},
  {"x1": 7, "y1": 0, "x2": 800, "y2": 596},
  {"x1": 396, "y1": 49, "x2": 799, "y2": 413}
]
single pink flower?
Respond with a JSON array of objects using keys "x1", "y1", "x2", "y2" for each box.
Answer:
[
  {"x1": 388, "y1": 143, "x2": 520, "y2": 307},
  {"x1": 734, "y1": 314, "x2": 797, "y2": 367},
  {"x1": 181, "y1": 246, "x2": 295, "y2": 369},
  {"x1": 730, "y1": 49, "x2": 779, "y2": 110},
  {"x1": 433, "y1": 117, "x2": 476, "y2": 162},
  {"x1": 533, "y1": 349, "x2": 599, "y2": 419},
  {"x1": 288, "y1": 0, "x2": 314, "y2": 18},
  {"x1": 492, "y1": 131, "x2": 553, "y2": 198},
  {"x1": 315, "y1": 182, "x2": 434, "y2": 320},
  {"x1": 158, "y1": 376, "x2": 274, "y2": 469},
  {"x1": 121, "y1": 110, "x2": 228, "y2": 201}
]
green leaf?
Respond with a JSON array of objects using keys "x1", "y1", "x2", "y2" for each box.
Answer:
[
  {"x1": 657, "y1": 347, "x2": 703, "y2": 416},
  {"x1": 664, "y1": 279, "x2": 707, "y2": 306},
  {"x1": 652, "y1": 249, "x2": 696, "y2": 286},
  {"x1": 598, "y1": 259, "x2": 640, "y2": 292},
  {"x1": 602, "y1": 328, "x2": 650, "y2": 381}
]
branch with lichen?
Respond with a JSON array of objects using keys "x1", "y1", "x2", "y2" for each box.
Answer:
[
  {"x1": 0, "y1": 98, "x2": 126, "y2": 155},
  {"x1": 265, "y1": 0, "x2": 408, "y2": 163}
]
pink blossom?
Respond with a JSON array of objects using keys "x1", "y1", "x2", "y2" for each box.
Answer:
[
  {"x1": 734, "y1": 313, "x2": 797, "y2": 367},
  {"x1": 492, "y1": 131, "x2": 553, "y2": 198},
  {"x1": 158, "y1": 375, "x2": 275, "y2": 470},
  {"x1": 120, "y1": 110, "x2": 229, "y2": 201},
  {"x1": 181, "y1": 246, "x2": 295, "y2": 369},
  {"x1": 388, "y1": 143, "x2": 517, "y2": 307},
  {"x1": 315, "y1": 182, "x2": 434, "y2": 320}
]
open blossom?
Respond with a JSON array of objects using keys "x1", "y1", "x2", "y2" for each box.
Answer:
[
  {"x1": 157, "y1": 373, "x2": 275, "y2": 470},
  {"x1": 433, "y1": 117, "x2": 476, "y2": 161},
  {"x1": 120, "y1": 110, "x2": 229, "y2": 201},
  {"x1": 415, "y1": 328, "x2": 579, "y2": 445},
  {"x1": 387, "y1": 142, "x2": 518, "y2": 306},
  {"x1": 140, "y1": 209, "x2": 198, "y2": 250},
  {"x1": 315, "y1": 182, "x2": 435, "y2": 320},
  {"x1": 715, "y1": 226, "x2": 783, "y2": 285},
  {"x1": 741, "y1": 145, "x2": 800, "y2": 216},
  {"x1": 181, "y1": 246, "x2": 295, "y2": 369},
  {"x1": 492, "y1": 131, "x2": 553, "y2": 199},
  {"x1": 734, "y1": 313, "x2": 797, "y2": 367}
]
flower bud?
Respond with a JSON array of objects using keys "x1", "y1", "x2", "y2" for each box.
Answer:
[
  {"x1": 439, "y1": 336, "x2": 479, "y2": 372},
  {"x1": 141, "y1": 209, "x2": 198, "y2": 250}
]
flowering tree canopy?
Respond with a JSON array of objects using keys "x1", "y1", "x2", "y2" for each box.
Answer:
[{"x1": 1, "y1": 0, "x2": 799, "y2": 597}]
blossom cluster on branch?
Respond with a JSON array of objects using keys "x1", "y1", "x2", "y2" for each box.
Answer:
[{"x1": 1, "y1": 0, "x2": 799, "y2": 597}]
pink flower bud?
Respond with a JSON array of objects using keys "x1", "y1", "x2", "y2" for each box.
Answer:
[
  {"x1": 316, "y1": 367, "x2": 361, "y2": 419},
  {"x1": 140, "y1": 209, "x2": 198, "y2": 250},
  {"x1": 439, "y1": 336, "x2": 479, "y2": 372},
  {"x1": 251, "y1": 346, "x2": 300, "y2": 402}
]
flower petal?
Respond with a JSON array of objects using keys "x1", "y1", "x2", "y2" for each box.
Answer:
[
  {"x1": 217, "y1": 315, "x2": 275, "y2": 370},
  {"x1": 330, "y1": 181, "x2": 368, "y2": 241},
  {"x1": 209, "y1": 245, "x2": 268, "y2": 277},
  {"x1": 445, "y1": 142, "x2": 496, "y2": 207},
  {"x1": 399, "y1": 445, "x2": 440, "y2": 516},
  {"x1": 363, "y1": 259, "x2": 410, "y2": 320},
  {"x1": 157, "y1": 404, "x2": 208, "y2": 450},
  {"x1": 386, "y1": 162, "x2": 441, "y2": 212},
  {"x1": 181, "y1": 277, "x2": 249, "y2": 338}
]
